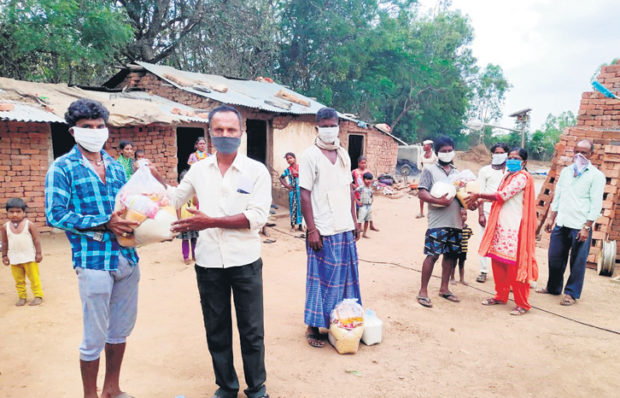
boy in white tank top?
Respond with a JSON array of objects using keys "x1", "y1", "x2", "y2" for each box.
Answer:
[{"x1": 1, "y1": 198, "x2": 43, "y2": 306}]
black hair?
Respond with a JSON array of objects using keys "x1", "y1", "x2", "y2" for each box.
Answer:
[
  {"x1": 434, "y1": 135, "x2": 455, "y2": 155},
  {"x1": 208, "y1": 105, "x2": 243, "y2": 130},
  {"x1": 316, "y1": 107, "x2": 339, "y2": 123},
  {"x1": 5, "y1": 197, "x2": 26, "y2": 211},
  {"x1": 65, "y1": 98, "x2": 109, "y2": 127},
  {"x1": 284, "y1": 152, "x2": 296, "y2": 159},
  {"x1": 363, "y1": 172, "x2": 373, "y2": 180},
  {"x1": 194, "y1": 136, "x2": 207, "y2": 145},
  {"x1": 134, "y1": 149, "x2": 145, "y2": 159},
  {"x1": 490, "y1": 143, "x2": 510, "y2": 154},
  {"x1": 119, "y1": 140, "x2": 133, "y2": 150},
  {"x1": 509, "y1": 147, "x2": 528, "y2": 161},
  {"x1": 358, "y1": 155, "x2": 367, "y2": 162}
]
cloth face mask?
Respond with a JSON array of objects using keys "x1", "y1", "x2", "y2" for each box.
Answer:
[
  {"x1": 573, "y1": 153, "x2": 589, "y2": 176},
  {"x1": 505, "y1": 159, "x2": 523, "y2": 172},
  {"x1": 491, "y1": 153, "x2": 508, "y2": 165},
  {"x1": 437, "y1": 151, "x2": 455, "y2": 163},
  {"x1": 317, "y1": 126, "x2": 339, "y2": 143},
  {"x1": 72, "y1": 127, "x2": 109, "y2": 153},
  {"x1": 211, "y1": 136, "x2": 241, "y2": 154}
]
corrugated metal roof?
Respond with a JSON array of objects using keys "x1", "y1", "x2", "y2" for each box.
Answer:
[
  {"x1": 108, "y1": 91, "x2": 209, "y2": 124},
  {"x1": 0, "y1": 101, "x2": 65, "y2": 123},
  {"x1": 136, "y1": 61, "x2": 326, "y2": 115}
]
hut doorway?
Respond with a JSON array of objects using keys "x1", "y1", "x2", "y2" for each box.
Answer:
[
  {"x1": 50, "y1": 123, "x2": 73, "y2": 159},
  {"x1": 348, "y1": 134, "x2": 364, "y2": 170},
  {"x1": 246, "y1": 119, "x2": 267, "y2": 165},
  {"x1": 176, "y1": 127, "x2": 206, "y2": 178}
]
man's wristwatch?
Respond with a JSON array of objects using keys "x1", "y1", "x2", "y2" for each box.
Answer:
[{"x1": 583, "y1": 225, "x2": 591, "y2": 231}]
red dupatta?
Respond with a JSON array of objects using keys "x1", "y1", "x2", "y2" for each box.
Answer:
[{"x1": 478, "y1": 170, "x2": 539, "y2": 283}]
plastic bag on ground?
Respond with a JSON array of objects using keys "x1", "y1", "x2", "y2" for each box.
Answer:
[
  {"x1": 328, "y1": 299, "x2": 365, "y2": 354},
  {"x1": 114, "y1": 166, "x2": 177, "y2": 247}
]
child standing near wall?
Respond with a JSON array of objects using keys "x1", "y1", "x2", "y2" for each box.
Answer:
[{"x1": 1, "y1": 198, "x2": 44, "y2": 306}]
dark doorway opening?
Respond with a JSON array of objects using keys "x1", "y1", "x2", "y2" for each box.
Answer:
[
  {"x1": 348, "y1": 134, "x2": 364, "y2": 170},
  {"x1": 246, "y1": 119, "x2": 267, "y2": 165},
  {"x1": 51, "y1": 123, "x2": 73, "y2": 159},
  {"x1": 176, "y1": 127, "x2": 206, "y2": 178}
]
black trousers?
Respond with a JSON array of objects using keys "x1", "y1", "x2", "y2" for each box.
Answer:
[{"x1": 195, "y1": 259, "x2": 266, "y2": 398}]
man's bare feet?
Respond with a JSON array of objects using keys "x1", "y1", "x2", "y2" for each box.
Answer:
[
  {"x1": 459, "y1": 280, "x2": 469, "y2": 286},
  {"x1": 362, "y1": 234, "x2": 369, "y2": 239},
  {"x1": 370, "y1": 225, "x2": 380, "y2": 231}
]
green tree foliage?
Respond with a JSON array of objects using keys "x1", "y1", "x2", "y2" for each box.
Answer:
[
  {"x1": 527, "y1": 111, "x2": 576, "y2": 160},
  {"x1": 468, "y1": 63, "x2": 511, "y2": 145},
  {"x1": 0, "y1": 0, "x2": 133, "y2": 84}
]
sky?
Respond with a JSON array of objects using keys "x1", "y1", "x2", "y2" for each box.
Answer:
[{"x1": 418, "y1": 0, "x2": 620, "y2": 131}]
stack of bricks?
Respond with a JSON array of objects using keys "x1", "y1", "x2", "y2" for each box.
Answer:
[{"x1": 536, "y1": 61, "x2": 620, "y2": 268}]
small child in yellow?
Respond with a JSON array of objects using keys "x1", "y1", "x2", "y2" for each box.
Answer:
[{"x1": 1, "y1": 198, "x2": 44, "y2": 306}]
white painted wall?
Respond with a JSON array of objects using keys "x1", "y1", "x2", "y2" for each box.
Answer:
[{"x1": 272, "y1": 120, "x2": 317, "y2": 175}]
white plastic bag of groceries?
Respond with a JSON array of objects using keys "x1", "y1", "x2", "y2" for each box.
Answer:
[
  {"x1": 327, "y1": 299, "x2": 365, "y2": 354},
  {"x1": 114, "y1": 166, "x2": 177, "y2": 247}
]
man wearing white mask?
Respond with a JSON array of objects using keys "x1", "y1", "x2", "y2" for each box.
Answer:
[
  {"x1": 45, "y1": 98, "x2": 140, "y2": 398},
  {"x1": 537, "y1": 140, "x2": 605, "y2": 306},
  {"x1": 299, "y1": 107, "x2": 361, "y2": 348},
  {"x1": 160, "y1": 105, "x2": 271, "y2": 398},
  {"x1": 416, "y1": 136, "x2": 465, "y2": 308},
  {"x1": 475, "y1": 143, "x2": 509, "y2": 283}
]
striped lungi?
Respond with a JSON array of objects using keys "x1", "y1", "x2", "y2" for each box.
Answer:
[{"x1": 304, "y1": 231, "x2": 362, "y2": 328}]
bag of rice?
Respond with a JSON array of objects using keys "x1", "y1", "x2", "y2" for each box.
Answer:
[
  {"x1": 328, "y1": 299, "x2": 364, "y2": 354},
  {"x1": 114, "y1": 166, "x2": 177, "y2": 247}
]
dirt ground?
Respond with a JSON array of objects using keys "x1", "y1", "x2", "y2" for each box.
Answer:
[{"x1": 1, "y1": 193, "x2": 619, "y2": 398}]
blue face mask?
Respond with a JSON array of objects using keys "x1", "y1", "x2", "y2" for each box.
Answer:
[
  {"x1": 505, "y1": 158, "x2": 522, "y2": 172},
  {"x1": 211, "y1": 136, "x2": 241, "y2": 154}
]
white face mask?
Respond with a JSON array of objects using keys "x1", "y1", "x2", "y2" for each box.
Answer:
[
  {"x1": 491, "y1": 153, "x2": 508, "y2": 165},
  {"x1": 72, "y1": 127, "x2": 109, "y2": 153},
  {"x1": 437, "y1": 150, "x2": 455, "y2": 163},
  {"x1": 573, "y1": 153, "x2": 589, "y2": 175},
  {"x1": 317, "y1": 126, "x2": 339, "y2": 143}
]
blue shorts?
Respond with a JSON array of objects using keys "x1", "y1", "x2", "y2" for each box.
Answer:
[
  {"x1": 76, "y1": 255, "x2": 140, "y2": 361},
  {"x1": 424, "y1": 228, "x2": 462, "y2": 257}
]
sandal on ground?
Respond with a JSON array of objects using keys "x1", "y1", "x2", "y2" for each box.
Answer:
[
  {"x1": 305, "y1": 328, "x2": 325, "y2": 348},
  {"x1": 15, "y1": 298, "x2": 26, "y2": 306},
  {"x1": 438, "y1": 292, "x2": 460, "y2": 303},
  {"x1": 29, "y1": 297, "x2": 42, "y2": 306},
  {"x1": 476, "y1": 273, "x2": 487, "y2": 283},
  {"x1": 510, "y1": 306, "x2": 527, "y2": 316},
  {"x1": 416, "y1": 296, "x2": 433, "y2": 308},
  {"x1": 560, "y1": 295, "x2": 576, "y2": 306},
  {"x1": 481, "y1": 297, "x2": 505, "y2": 306},
  {"x1": 536, "y1": 287, "x2": 550, "y2": 294},
  {"x1": 263, "y1": 239, "x2": 276, "y2": 244}
]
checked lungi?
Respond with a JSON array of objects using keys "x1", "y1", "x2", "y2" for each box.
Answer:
[{"x1": 304, "y1": 231, "x2": 362, "y2": 328}]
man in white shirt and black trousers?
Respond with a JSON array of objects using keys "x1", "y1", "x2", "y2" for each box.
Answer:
[{"x1": 158, "y1": 105, "x2": 272, "y2": 398}]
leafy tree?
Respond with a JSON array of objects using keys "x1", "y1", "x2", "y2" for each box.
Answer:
[
  {"x1": 527, "y1": 111, "x2": 576, "y2": 160},
  {"x1": 468, "y1": 63, "x2": 511, "y2": 144},
  {"x1": 0, "y1": 0, "x2": 133, "y2": 84}
]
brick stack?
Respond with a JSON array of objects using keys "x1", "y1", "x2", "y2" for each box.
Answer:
[{"x1": 536, "y1": 61, "x2": 620, "y2": 268}]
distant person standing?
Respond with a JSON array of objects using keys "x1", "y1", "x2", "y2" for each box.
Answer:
[
  {"x1": 300, "y1": 107, "x2": 361, "y2": 348},
  {"x1": 416, "y1": 139, "x2": 438, "y2": 218},
  {"x1": 280, "y1": 152, "x2": 304, "y2": 231},
  {"x1": 2, "y1": 198, "x2": 44, "y2": 306},
  {"x1": 537, "y1": 140, "x2": 605, "y2": 306},
  {"x1": 188, "y1": 136, "x2": 209, "y2": 165},
  {"x1": 475, "y1": 143, "x2": 509, "y2": 283},
  {"x1": 352, "y1": 156, "x2": 379, "y2": 232},
  {"x1": 356, "y1": 172, "x2": 376, "y2": 239},
  {"x1": 117, "y1": 140, "x2": 134, "y2": 179}
]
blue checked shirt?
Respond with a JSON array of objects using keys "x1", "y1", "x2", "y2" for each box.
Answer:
[{"x1": 45, "y1": 146, "x2": 139, "y2": 271}]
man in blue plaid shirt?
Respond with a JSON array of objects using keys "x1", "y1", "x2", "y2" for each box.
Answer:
[{"x1": 45, "y1": 98, "x2": 140, "y2": 398}]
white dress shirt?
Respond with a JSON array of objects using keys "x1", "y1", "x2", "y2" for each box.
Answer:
[
  {"x1": 299, "y1": 145, "x2": 355, "y2": 236},
  {"x1": 168, "y1": 153, "x2": 272, "y2": 268}
]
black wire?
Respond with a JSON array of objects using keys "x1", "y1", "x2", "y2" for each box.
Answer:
[
  {"x1": 357, "y1": 258, "x2": 620, "y2": 336},
  {"x1": 268, "y1": 225, "x2": 620, "y2": 335}
]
